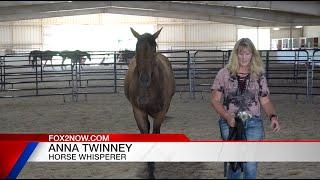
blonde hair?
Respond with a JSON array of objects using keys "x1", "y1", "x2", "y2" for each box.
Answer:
[{"x1": 227, "y1": 38, "x2": 264, "y2": 79}]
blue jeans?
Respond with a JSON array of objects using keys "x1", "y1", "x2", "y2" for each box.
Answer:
[{"x1": 219, "y1": 117, "x2": 264, "y2": 179}]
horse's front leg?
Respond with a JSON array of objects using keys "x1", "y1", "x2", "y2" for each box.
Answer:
[
  {"x1": 51, "y1": 59, "x2": 54, "y2": 69},
  {"x1": 132, "y1": 106, "x2": 150, "y2": 134},
  {"x1": 61, "y1": 59, "x2": 66, "y2": 70},
  {"x1": 32, "y1": 57, "x2": 37, "y2": 69},
  {"x1": 132, "y1": 106, "x2": 156, "y2": 178},
  {"x1": 151, "y1": 111, "x2": 166, "y2": 134},
  {"x1": 145, "y1": 111, "x2": 166, "y2": 179}
]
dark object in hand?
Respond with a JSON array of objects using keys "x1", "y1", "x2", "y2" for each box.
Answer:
[{"x1": 228, "y1": 116, "x2": 247, "y2": 173}]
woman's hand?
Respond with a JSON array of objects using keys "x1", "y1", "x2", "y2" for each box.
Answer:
[
  {"x1": 270, "y1": 116, "x2": 280, "y2": 132},
  {"x1": 226, "y1": 115, "x2": 236, "y2": 127},
  {"x1": 260, "y1": 96, "x2": 280, "y2": 132}
]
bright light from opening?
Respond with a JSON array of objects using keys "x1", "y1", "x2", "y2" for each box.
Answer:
[
  {"x1": 237, "y1": 28, "x2": 270, "y2": 50},
  {"x1": 295, "y1": 26, "x2": 303, "y2": 28},
  {"x1": 273, "y1": 27, "x2": 280, "y2": 31},
  {"x1": 43, "y1": 24, "x2": 155, "y2": 51}
]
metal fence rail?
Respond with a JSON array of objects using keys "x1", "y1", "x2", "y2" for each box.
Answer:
[{"x1": 0, "y1": 49, "x2": 319, "y2": 103}]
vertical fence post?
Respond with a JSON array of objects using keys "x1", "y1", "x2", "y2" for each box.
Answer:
[
  {"x1": 35, "y1": 54, "x2": 39, "y2": 96},
  {"x1": 3, "y1": 56, "x2": 6, "y2": 90},
  {"x1": 311, "y1": 49, "x2": 320, "y2": 103},
  {"x1": 76, "y1": 59, "x2": 79, "y2": 102},
  {"x1": 310, "y1": 50, "x2": 315, "y2": 103},
  {"x1": 187, "y1": 50, "x2": 190, "y2": 80},
  {"x1": 227, "y1": 50, "x2": 232, "y2": 60},
  {"x1": 71, "y1": 60, "x2": 75, "y2": 102},
  {"x1": 78, "y1": 58, "x2": 82, "y2": 87},
  {"x1": 0, "y1": 56, "x2": 3, "y2": 91},
  {"x1": 294, "y1": 50, "x2": 298, "y2": 100},
  {"x1": 294, "y1": 50, "x2": 299, "y2": 84},
  {"x1": 222, "y1": 51, "x2": 227, "y2": 67},
  {"x1": 187, "y1": 51, "x2": 193, "y2": 98},
  {"x1": 306, "y1": 50, "x2": 310, "y2": 103},
  {"x1": 265, "y1": 50, "x2": 270, "y2": 83},
  {"x1": 192, "y1": 51, "x2": 197, "y2": 99},
  {"x1": 113, "y1": 52, "x2": 117, "y2": 93},
  {"x1": 40, "y1": 54, "x2": 43, "y2": 81}
]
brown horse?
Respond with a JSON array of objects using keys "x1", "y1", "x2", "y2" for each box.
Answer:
[
  {"x1": 124, "y1": 27, "x2": 175, "y2": 179},
  {"x1": 60, "y1": 50, "x2": 91, "y2": 70},
  {"x1": 28, "y1": 50, "x2": 60, "y2": 68},
  {"x1": 28, "y1": 50, "x2": 42, "y2": 68}
]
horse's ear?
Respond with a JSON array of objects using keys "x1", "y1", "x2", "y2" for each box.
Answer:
[
  {"x1": 130, "y1": 27, "x2": 140, "y2": 39},
  {"x1": 153, "y1": 27, "x2": 163, "y2": 39}
]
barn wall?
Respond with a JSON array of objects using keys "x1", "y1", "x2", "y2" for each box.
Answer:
[
  {"x1": 156, "y1": 22, "x2": 237, "y2": 50},
  {"x1": 0, "y1": 13, "x2": 319, "y2": 53},
  {"x1": 271, "y1": 28, "x2": 302, "y2": 39},
  {"x1": 303, "y1": 26, "x2": 320, "y2": 38}
]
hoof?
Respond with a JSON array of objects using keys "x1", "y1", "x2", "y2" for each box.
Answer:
[{"x1": 148, "y1": 173, "x2": 155, "y2": 179}]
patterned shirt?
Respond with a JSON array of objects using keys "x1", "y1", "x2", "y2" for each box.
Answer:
[{"x1": 211, "y1": 67, "x2": 270, "y2": 117}]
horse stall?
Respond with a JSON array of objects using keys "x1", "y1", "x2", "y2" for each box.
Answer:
[{"x1": 1, "y1": 49, "x2": 320, "y2": 178}]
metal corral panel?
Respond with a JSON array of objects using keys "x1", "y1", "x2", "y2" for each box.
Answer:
[
  {"x1": 303, "y1": 26, "x2": 320, "y2": 37},
  {"x1": 12, "y1": 25, "x2": 42, "y2": 44},
  {"x1": 0, "y1": 25, "x2": 12, "y2": 44},
  {"x1": 271, "y1": 28, "x2": 302, "y2": 39},
  {"x1": 184, "y1": 42, "x2": 235, "y2": 50},
  {"x1": 268, "y1": 50, "x2": 309, "y2": 63}
]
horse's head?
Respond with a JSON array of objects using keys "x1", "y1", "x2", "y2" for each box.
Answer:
[
  {"x1": 130, "y1": 27, "x2": 162, "y2": 88},
  {"x1": 52, "y1": 51, "x2": 60, "y2": 56},
  {"x1": 85, "y1": 52, "x2": 91, "y2": 61}
]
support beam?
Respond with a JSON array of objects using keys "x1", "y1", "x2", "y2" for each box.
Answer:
[
  {"x1": 0, "y1": 6, "x2": 292, "y2": 27},
  {"x1": 107, "y1": 1, "x2": 320, "y2": 24},
  {"x1": 0, "y1": 1, "x2": 319, "y2": 26},
  {"x1": 199, "y1": 1, "x2": 320, "y2": 16}
]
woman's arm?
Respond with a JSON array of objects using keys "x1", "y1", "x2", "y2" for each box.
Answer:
[
  {"x1": 260, "y1": 96, "x2": 280, "y2": 132},
  {"x1": 211, "y1": 89, "x2": 235, "y2": 127}
]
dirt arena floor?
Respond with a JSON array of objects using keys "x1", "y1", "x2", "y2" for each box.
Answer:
[{"x1": 1, "y1": 91, "x2": 319, "y2": 179}]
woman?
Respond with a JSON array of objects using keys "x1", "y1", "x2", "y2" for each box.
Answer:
[{"x1": 211, "y1": 38, "x2": 280, "y2": 179}]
